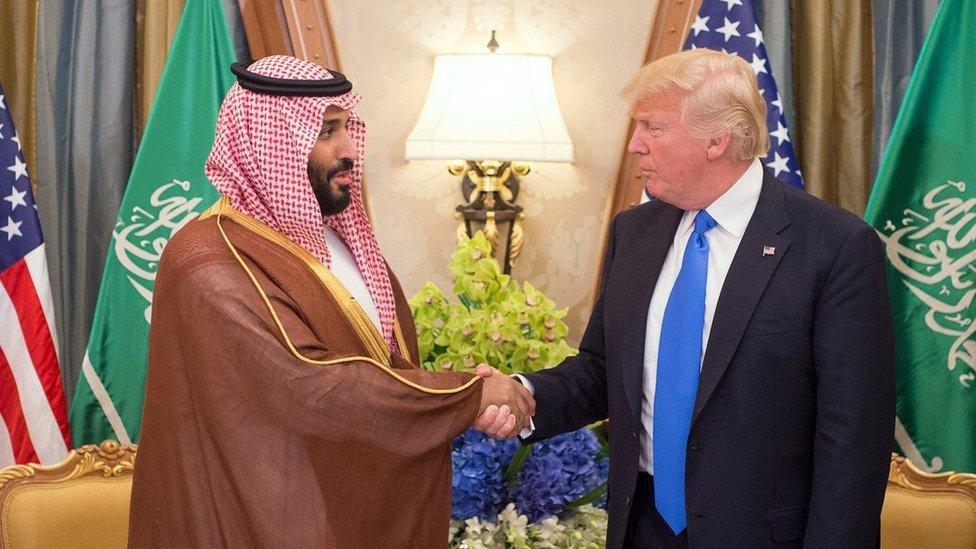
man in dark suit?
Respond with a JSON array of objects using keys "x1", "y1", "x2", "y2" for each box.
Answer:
[{"x1": 476, "y1": 48, "x2": 895, "y2": 548}]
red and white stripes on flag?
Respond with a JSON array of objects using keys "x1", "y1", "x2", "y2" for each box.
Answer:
[
  {"x1": 0, "y1": 245, "x2": 71, "y2": 467},
  {"x1": 0, "y1": 84, "x2": 71, "y2": 467}
]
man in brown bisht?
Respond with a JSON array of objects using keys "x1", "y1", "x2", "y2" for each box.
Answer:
[{"x1": 128, "y1": 56, "x2": 534, "y2": 548}]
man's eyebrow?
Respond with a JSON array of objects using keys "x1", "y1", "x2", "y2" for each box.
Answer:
[{"x1": 635, "y1": 110, "x2": 669, "y2": 121}]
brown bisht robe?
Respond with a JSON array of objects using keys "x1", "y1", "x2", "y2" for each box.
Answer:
[{"x1": 128, "y1": 198, "x2": 482, "y2": 548}]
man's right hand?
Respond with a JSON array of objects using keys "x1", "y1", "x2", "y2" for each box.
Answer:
[{"x1": 473, "y1": 364, "x2": 534, "y2": 438}]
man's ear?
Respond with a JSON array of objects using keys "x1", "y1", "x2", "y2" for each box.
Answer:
[{"x1": 705, "y1": 132, "x2": 733, "y2": 160}]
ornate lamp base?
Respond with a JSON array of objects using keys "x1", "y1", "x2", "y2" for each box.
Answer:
[{"x1": 449, "y1": 160, "x2": 530, "y2": 274}]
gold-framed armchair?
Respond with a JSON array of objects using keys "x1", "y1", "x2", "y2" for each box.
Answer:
[
  {"x1": 882, "y1": 452, "x2": 976, "y2": 548},
  {"x1": 0, "y1": 440, "x2": 137, "y2": 549}
]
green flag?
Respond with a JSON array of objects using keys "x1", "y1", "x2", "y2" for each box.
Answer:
[
  {"x1": 864, "y1": 0, "x2": 976, "y2": 473},
  {"x1": 69, "y1": 0, "x2": 236, "y2": 445}
]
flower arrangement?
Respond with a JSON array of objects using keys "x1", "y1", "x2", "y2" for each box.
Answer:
[
  {"x1": 449, "y1": 503, "x2": 608, "y2": 548},
  {"x1": 509, "y1": 429, "x2": 608, "y2": 523},
  {"x1": 410, "y1": 233, "x2": 609, "y2": 548},
  {"x1": 410, "y1": 233, "x2": 576, "y2": 375},
  {"x1": 451, "y1": 429, "x2": 519, "y2": 519}
]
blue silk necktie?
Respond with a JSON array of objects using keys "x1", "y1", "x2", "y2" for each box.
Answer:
[{"x1": 653, "y1": 209, "x2": 716, "y2": 534}]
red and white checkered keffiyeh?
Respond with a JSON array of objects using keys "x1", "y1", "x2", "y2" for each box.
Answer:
[{"x1": 205, "y1": 55, "x2": 399, "y2": 354}]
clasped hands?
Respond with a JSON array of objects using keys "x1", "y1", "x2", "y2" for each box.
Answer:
[{"x1": 473, "y1": 364, "x2": 534, "y2": 439}]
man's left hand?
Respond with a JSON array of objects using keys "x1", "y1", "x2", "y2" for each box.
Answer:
[{"x1": 473, "y1": 364, "x2": 533, "y2": 438}]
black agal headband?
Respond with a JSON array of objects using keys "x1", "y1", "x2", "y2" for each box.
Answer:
[{"x1": 231, "y1": 62, "x2": 353, "y2": 97}]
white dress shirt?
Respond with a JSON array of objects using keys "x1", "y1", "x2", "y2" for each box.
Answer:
[
  {"x1": 323, "y1": 226, "x2": 381, "y2": 331},
  {"x1": 639, "y1": 158, "x2": 763, "y2": 474},
  {"x1": 518, "y1": 160, "x2": 763, "y2": 447}
]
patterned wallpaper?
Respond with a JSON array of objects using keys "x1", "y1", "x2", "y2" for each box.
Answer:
[{"x1": 329, "y1": 0, "x2": 657, "y2": 345}]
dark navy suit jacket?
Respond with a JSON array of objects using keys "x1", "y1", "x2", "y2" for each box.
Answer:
[{"x1": 524, "y1": 171, "x2": 895, "y2": 548}]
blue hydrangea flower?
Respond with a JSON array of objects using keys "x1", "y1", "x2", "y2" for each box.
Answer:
[
  {"x1": 509, "y1": 428, "x2": 609, "y2": 522},
  {"x1": 451, "y1": 429, "x2": 519, "y2": 520}
]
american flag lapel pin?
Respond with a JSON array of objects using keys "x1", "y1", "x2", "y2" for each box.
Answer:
[{"x1": 763, "y1": 245, "x2": 776, "y2": 257}]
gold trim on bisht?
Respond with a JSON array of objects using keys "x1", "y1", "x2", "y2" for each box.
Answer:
[
  {"x1": 202, "y1": 196, "x2": 475, "y2": 395},
  {"x1": 394, "y1": 322, "x2": 412, "y2": 365}
]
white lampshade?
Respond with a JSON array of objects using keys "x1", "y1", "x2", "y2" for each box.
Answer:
[{"x1": 405, "y1": 54, "x2": 574, "y2": 163}]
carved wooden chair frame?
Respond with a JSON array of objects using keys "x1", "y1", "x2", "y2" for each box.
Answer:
[
  {"x1": 0, "y1": 439, "x2": 137, "y2": 495},
  {"x1": 0, "y1": 440, "x2": 138, "y2": 548},
  {"x1": 888, "y1": 452, "x2": 976, "y2": 501}
]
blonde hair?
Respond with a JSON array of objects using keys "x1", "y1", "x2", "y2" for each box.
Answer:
[{"x1": 622, "y1": 49, "x2": 769, "y2": 160}]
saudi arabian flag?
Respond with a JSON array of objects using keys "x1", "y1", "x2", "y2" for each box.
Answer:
[
  {"x1": 864, "y1": 0, "x2": 976, "y2": 473},
  {"x1": 69, "y1": 0, "x2": 236, "y2": 445}
]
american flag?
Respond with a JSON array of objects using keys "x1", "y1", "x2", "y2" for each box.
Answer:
[
  {"x1": 0, "y1": 82, "x2": 71, "y2": 467},
  {"x1": 685, "y1": 0, "x2": 804, "y2": 189}
]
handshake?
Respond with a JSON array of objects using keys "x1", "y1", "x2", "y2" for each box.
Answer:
[{"x1": 472, "y1": 364, "x2": 535, "y2": 439}]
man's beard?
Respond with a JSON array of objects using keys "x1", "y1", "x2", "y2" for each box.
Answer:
[{"x1": 308, "y1": 158, "x2": 354, "y2": 216}]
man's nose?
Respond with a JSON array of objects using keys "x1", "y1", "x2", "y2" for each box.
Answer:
[
  {"x1": 627, "y1": 129, "x2": 647, "y2": 155},
  {"x1": 338, "y1": 133, "x2": 357, "y2": 161}
]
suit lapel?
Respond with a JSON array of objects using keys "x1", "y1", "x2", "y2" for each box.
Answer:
[
  {"x1": 622, "y1": 204, "x2": 682, "y2": 423},
  {"x1": 692, "y1": 174, "x2": 792, "y2": 425}
]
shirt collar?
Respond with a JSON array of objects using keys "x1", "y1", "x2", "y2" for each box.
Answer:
[{"x1": 678, "y1": 157, "x2": 763, "y2": 239}]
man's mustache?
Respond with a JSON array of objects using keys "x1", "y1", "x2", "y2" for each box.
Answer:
[{"x1": 325, "y1": 158, "x2": 355, "y2": 180}]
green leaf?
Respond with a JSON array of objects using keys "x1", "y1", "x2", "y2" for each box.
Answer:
[
  {"x1": 457, "y1": 293, "x2": 479, "y2": 310},
  {"x1": 503, "y1": 444, "x2": 532, "y2": 486},
  {"x1": 564, "y1": 482, "x2": 607, "y2": 510}
]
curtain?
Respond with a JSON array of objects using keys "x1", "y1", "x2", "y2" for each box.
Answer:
[
  {"x1": 135, "y1": 0, "x2": 184, "y2": 140},
  {"x1": 754, "y1": 0, "x2": 795, "y2": 133},
  {"x1": 872, "y1": 0, "x2": 939, "y2": 176},
  {"x1": 34, "y1": 0, "x2": 138, "y2": 400},
  {"x1": 0, "y1": 0, "x2": 40, "y2": 177},
  {"x1": 790, "y1": 0, "x2": 875, "y2": 215}
]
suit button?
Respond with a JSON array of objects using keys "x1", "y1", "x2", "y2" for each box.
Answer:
[
  {"x1": 690, "y1": 445, "x2": 698, "y2": 450},
  {"x1": 633, "y1": 431, "x2": 639, "y2": 440},
  {"x1": 625, "y1": 496, "x2": 632, "y2": 507}
]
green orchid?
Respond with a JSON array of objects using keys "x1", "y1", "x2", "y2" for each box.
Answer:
[{"x1": 409, "y1": 231, "x2": 577, "y2": 375}]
